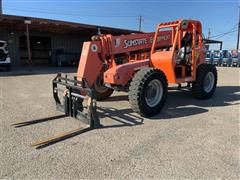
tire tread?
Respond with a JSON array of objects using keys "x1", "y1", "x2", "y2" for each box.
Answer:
[
  {"x1": 192, "y1": 64, "x2": 217, "y2": 99},
  {"x1": 129, "y1": 68, "x2": 168, "y2": 117}
]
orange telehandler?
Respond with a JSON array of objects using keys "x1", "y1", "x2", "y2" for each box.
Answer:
[
  {"x1": 14, "y1": 19, "x2": 217, "y2": 147},
  {"x1": 53, "y1": 19, "x2": 217, "y2": 126}
]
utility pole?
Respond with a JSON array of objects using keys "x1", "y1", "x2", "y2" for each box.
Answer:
[
  {"x1": 138, "y1": 15, "x2": 142, "y2": 31},
  {"x1": 208, "y1": 28, "x2": 211, "y2": 39},
  {"x1": 237, "y1": 6, "x2": 240, "y2": 50},
  {"x1": 25, "y1": 19, "x2": 32, "y2": 71},
  {"x1": 0, "y1": 0, "x2": 2, "y2": 14}
]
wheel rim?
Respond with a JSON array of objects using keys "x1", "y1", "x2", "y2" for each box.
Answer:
[
  {"x1": 145, "y1": 79, "x2": 163, "y2": 107},
  {"x1": 203, "y1": 72, "x2": 215, "y2": 93}
]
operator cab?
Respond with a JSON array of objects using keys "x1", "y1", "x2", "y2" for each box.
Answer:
[
  {"x1": 174, "y1": 28, "x2": 196, "y2": 81},
  {"x1": 150, "y1": 20, "x2": 204, "y2": 83},
  {"x1": 177, "y1": 32, "x2": 193, "y2": 65}
]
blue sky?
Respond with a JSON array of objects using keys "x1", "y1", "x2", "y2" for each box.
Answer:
[{"x1": 2, "y1": 0, "x2": 239, "y2": 49}]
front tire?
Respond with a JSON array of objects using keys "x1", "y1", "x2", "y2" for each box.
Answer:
[
  {"x1": 94, "y1": 88, "x2": 113, "y2": 101},
  {"x1": 93, "y1": 74, "x2": 113, "y2": 101},
  {"x1": 129, "y1": 68, "x2": 168, "y2": 117},
  {"x1": 192, "y1": 64, "x2": 217, "y2": 99}
]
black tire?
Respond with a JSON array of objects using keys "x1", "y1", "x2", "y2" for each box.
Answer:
[
  {"x1": 94, "y1": 88, "x2": 113, "y2": 101},
  {"x1": 192, "y1": 64, "x2": 217, "y2": 99},
  {"x1": 93, "y1": 74, "x2": 113, "y2": 101},
  {"x1": 129, "y1": 68, "x2": 168, "y2": 117},
  {"x1": 7, "y1": 64, "x2": 11, "y2": 71}
]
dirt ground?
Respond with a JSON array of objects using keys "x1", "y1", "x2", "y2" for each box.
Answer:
[{"x1": 0, "y1": 67, "x2": 239, "y2": 179}]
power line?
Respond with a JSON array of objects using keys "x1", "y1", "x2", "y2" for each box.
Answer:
[
  {"x1": 214, "y1": 29, "x2": 238, "y2": 39},
  {"x1": 4, "y1": 7, "x2": 138, "y2": 18},
  {"x1": 210, "y1": 24, "x2": 238, "y2": 38},
  {"x1": 212, "y1": 29, "x2": 238, "y2": 39},
  {"x1": 5, "y1": 6, "x2": 137, "y2": 16}
]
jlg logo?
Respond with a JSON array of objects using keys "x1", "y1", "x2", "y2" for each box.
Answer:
[{"x1": 124, "y1": 38, "x2": 147, "y2": 48}]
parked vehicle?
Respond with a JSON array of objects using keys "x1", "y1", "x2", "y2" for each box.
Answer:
[
  {"x1": 205, "y1": 50, "x2": 213, "y2": 64},
  {"x1": 231, "y1": 50, "x2": 240, "y2": 67},
  {"x1": 0, "y1": 40, "x2": 11, "y2": 71},
  {"x1": 221, "y1": 50, "x2": 232, "y2": 67},
  {"x1": 212, "y1": 50, "x2": 221, "y2": 66}
]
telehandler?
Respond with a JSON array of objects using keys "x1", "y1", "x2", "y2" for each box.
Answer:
[{"x1": 14, "y1": 19, "x2": 217, "y2": 147}]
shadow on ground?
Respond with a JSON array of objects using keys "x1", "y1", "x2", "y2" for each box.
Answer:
[
  {"x1": 102, "y1": 85, "x2": 240, "y2": 120},
  {"x1": 0, "y1": 66, "x2": 77, "y2": 77},
  {"x1": 98, "y1": 106, "x2": 144, "y2": 127},
  {"x1": 13, "y1": 86, "x2": 239, "y2": 149}
]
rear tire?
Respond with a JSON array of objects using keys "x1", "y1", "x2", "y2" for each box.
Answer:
[
  {"x1": 129, "y1": 68, "x2": 168, "y2": 117},
  {"x1": 192, "y1": 64, "x2": 217, "y2": 99}
]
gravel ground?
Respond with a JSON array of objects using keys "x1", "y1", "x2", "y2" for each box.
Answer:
[{"x1": 0, "y1": 67, "x2": 239, "y2": 179}]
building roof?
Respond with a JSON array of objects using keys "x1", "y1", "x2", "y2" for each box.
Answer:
[
  {"x1": 0, "y1": 14, "x2": 139, "y2": 35},
  {"x1": 203, "y1": 39, "x2": 222, "y2": 44},
  {"x1": 203, "y1": 39, "x2": 223, "y2": 50}
]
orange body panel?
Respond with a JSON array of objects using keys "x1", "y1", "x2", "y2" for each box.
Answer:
[
  {"x1": 77, "y1": 41, "x2": 103, "y2": 87},
  {"x1": 109, "y1": 31, "x2": 172, "y2": 54},
  {"x1": 77, "y1": 31, "x2": 173, "y2": 87},
  {"x1": 76, "y1": 19, "x2": 205, "y2": 90},
  {"x1": 104, "y1": 59, "x2": 149, "y2": 85},
  {"x1": 151, "y1": 51, "x2": 176, "y2": 83}
]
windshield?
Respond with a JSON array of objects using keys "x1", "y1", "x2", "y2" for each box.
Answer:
[
  {"x1": 213, "y1": 51, "x2": 220, "y2": 58},
  {"x1": 222, "y1": 51, "x2": 229, "y2": 58},
  {"x1": 206, "y1": 51, "x2": 211, "y2": 58}
]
